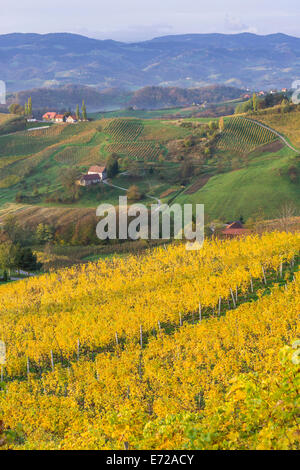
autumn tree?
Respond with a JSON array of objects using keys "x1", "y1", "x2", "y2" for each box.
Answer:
[
  {"x1": 278, "y1": 202, "x2": 297, "y2": 231},
  {"x1": 36, "y1": 223, "x2": 54, "y2": 244},
  {"x1": 2, "y1": 215, "x2": 22, "y2": 244},
  {"x1": 219, "y1": 116, "x2": 225, "y2": 131},
  {"x1": 127, "y1": 185, "x2": 142, "y2": 201},
  {"x1": 8, "y1": 103, "x2": 24, "y2": 115}
]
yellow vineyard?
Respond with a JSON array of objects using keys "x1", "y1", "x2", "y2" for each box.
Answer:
[{"x1": 0, "y1": 232, "x2": 299, "y2": 449}]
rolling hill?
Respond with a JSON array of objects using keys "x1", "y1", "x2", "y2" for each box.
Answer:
[
  {"x1": 1, "y1": 32, "x2": 300, "y2": 91},
  {"x1": 176, "y1": 145, "x2": 300, "y2": 221},
  {"x1": 0, "y1": 111, "x2": 299, "y2": 226}
]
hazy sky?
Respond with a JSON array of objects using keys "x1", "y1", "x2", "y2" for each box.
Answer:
[{"x1": 2, "y1": 0, "x2": 300, "y2": 41}]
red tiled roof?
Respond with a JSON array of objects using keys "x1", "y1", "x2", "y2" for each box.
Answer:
[
  {"x1": 89, "y1": 165, "x2": 106, "y2": 173},
  {"x1": 43, "y1": 112, "x2": 57, "y2": 119},
  {"x1": 227, "y1": 221, "x2": 244, "y2": 229},
  {"x1": 55, "y1": 114, "x2": 64, "y2": 119}
]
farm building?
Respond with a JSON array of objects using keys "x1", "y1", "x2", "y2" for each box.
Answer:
[
  {"x1": 66, "y1": 115, "x2": 77, "y2": 123},
  {"x1": 79, "y1": 174, "x2": 101, "y2": 186},
  {"x1": 88, "y1": 165, "x2": 107, "y2": 181},
  {"x1": 55, "y1": 114, "x2": 65, "y2": 123},
  {"x1": 42, "y1": 112, "x2": 57, "y2": 121},
  {"x1": 222, "y1": 221, "x2": 250, "y2": 238}
]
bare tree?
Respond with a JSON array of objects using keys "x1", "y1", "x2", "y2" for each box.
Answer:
[{"x1": 278, "y1": 202, "x2": 297, "y2": 232}]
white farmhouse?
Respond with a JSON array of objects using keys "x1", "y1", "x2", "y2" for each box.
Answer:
[{"x1": 88, "y1": 165, "x2": 107, "y2": 181}]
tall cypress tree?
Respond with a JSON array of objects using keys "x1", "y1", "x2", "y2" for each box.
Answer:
[
  {"x1": 76, "y1": 104, "x2": 80, "y2": 121},
  {"x1": 27, "y1": 97, "x2": 32, "y2": 116},
  {"x1": 81, "y1": 100, "x2": 87, "y2": 121},
  {"x1": 252, "y1": 93, "x2": 257, "y2": 112}
]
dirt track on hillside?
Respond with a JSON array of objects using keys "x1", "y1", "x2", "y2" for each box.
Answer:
[{"x1": 184, "y1": 176, "x2": 211, "y2": 194}]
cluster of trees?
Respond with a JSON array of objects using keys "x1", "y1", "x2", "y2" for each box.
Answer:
[
  {"x1": 180, "y1": 122, "x2": 219, "y2": 167},
  {"x1": 0, "y1": 214, "x2": 105, "y2": 262},
  {"x1": 129, "y1": 85, "x2": 243, "y2": 109},
  {"x1": 9, "y1": 97, "x2": 32, "y2": 116},
  {"x1": 8, "y1": 103, "x2": 25, "y2": 115},
  {"x1": 75, "y1": 101, "x2": 87, "y2": 121},
  {"x1": 9, "y1": 219, "x2": 101, "y2": 247},
  {"x1": 0, "y1": 243, "x2": 41, "y2": 280},
  {"x1": 8, "y1": 97, "x2": 89, "y2": 121},
  {"x1": 235, "y1": 92, "x2": 292, "y2": 115},
  {"x1": 0, "y1": 216, "x2": 42, "y2": 279},
  {"x1": 24, "y1": 97, "x2": 32, "y2": 116},
  {"x1": 53, "y1": 216, "x2": 103, "y2": 246}
]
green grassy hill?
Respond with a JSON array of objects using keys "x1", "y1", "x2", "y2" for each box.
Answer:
[
  {"x1": 0, "y1": 112, "x2": 299, "y2": 224},
  {"x1": 175, "y1": 145, "x2": 300, "y2": 220}
]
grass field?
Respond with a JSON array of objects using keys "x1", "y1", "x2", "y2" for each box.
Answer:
[{"x1": 176, "y1": 145, "x2": 300, "y2": 220}]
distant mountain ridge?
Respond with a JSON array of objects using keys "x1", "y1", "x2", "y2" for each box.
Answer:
[
  {"x1": 7, "y1": 84, "x2": 244, "y2": 112},
  {"x1": 1, "y1": 32, "x2": 300, "y2": 91}
]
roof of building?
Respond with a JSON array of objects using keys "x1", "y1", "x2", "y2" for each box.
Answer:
[
  {"x1": 43, "y1": 112, "x2": 57, "y2": 119},
  {"x1": 66, "y1": 115, "x2": 77, "y2": 120},
  {"x1": 81, "y1": 174, "x2": 101, "y2": 182},
  {"x1": 55, "y1": 114, "x2": 64, "y2": 119},
  {"x1": 88, "y1": 165, "x2": 106, "y2": 173},
  {"x1": 226, "y1": 221, "x2": 244, "y2": 229}
]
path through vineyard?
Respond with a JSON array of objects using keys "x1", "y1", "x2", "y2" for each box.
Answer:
[{"x1": 244, "y1": 117, "x2": 299, "y2": 152}]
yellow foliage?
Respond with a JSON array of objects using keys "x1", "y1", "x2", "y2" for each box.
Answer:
[{"x1": 0, "y1": 232, "x2": 299, "y2": 449}]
